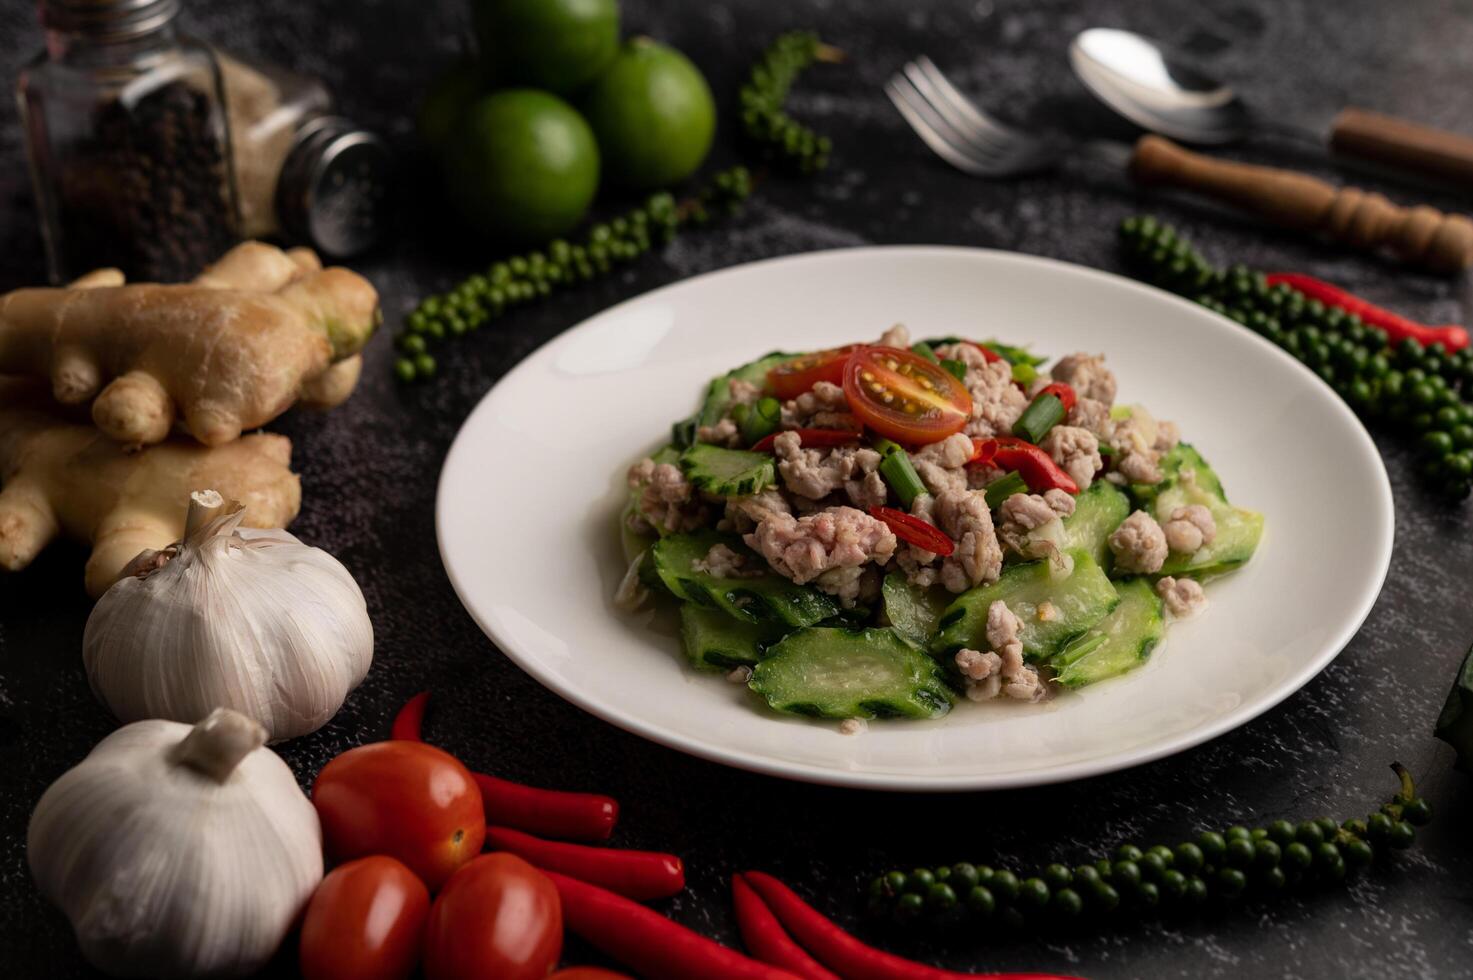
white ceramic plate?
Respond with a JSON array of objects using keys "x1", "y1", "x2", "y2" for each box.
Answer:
[{"x1": 437, "y1": 248, "x2": 1392, "y2": 791}]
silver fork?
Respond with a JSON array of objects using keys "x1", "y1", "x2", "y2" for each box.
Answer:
[{"x1": 885, "y1": 56, "x2": 1127, "y2": 177}]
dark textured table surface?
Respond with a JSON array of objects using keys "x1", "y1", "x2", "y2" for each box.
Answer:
[{"x1": 3, "y1": 0, "x2": 1472, "y2": 976}]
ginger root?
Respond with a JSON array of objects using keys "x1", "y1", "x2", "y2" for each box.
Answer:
[
  {"x1": 0, "y1": 241, "x2": 379, "y2": 447},
  {"x1": 0, "y1": 380, "x2": 301, "y2": 597}
]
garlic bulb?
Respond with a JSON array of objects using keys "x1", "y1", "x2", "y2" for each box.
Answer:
[
  {"x1": 28, "y1": 708, "x2": 323, "y2": 979},
  {"x1": 84, "y1": 490, "x2": 373, "y2": 741}
]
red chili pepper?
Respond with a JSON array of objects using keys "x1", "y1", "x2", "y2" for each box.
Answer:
[
  {"x1": 752, "y1": 428, "x2": 861, "y2": 453},
  {"x1": 484, "y1": 825, "x2": 684, "y2": 901},
  {"x1": 389, "y1": 693, "x2": 619, "y2": 841},
  {"x1": 1034, "y1": 381, "x2": 1076, "y2": 412},
  {"x1": 868, "y1": 506, "x2": 955, "y2": 557},
  {"x1": 970, "y1": 437, "x2": 1078, "y2": 495},
  {"x1": 389, "y1": 690, "x2": 429, "y2": 740},
  {"x1": 1266, "y1": 272, "x2": 1469, "y2": 351},
  {"x1": 961, "y1": 341, "x2": 1004, "y2": 363},
  {"x1": 473, "y1": 772, "x2": 618, "y2": 843},
  {"x1": 545, "y1": 871, "x2": 802, "y2": 980},
  {"x1": 742, "y1": 872, "x2": 1080, "y2": 980},
  {"x1": 733, "y1": 874, "x2": 839, "y2": 980}
]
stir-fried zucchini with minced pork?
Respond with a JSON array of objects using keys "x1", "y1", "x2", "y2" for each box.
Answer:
[{"x1": 617, "y1": 325, "x2": 1263, "y2": 728}]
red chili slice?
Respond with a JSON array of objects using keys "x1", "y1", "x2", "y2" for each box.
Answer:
[
  {"x1": 961, "y1": 341, "x2": 1004, "y2": 363},
  {"x1": 752, "y1": 428, "x2": 861, "y2": 453},
  {"x1": 1035, "y1": 381, "x2": 1076, "y2": 412},
  {"x1": 869, "y1": 506, "x2": 954, "y2": 557},
  {"x1": 970, "y1": 437, "x2": 1078, "y2": 495}
]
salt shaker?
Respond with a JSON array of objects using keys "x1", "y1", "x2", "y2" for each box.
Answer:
[{"x1": 16, "y1": 0, "x2": 239, "y2": 283}]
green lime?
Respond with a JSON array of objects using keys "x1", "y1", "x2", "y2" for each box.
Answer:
[
  {"x1": 473, "y1": 0, "x2": 620, "y2": 95},
  {"x1": 581, "y1": 37, "x2": 715, "y2": 190},
  {"x1": 443, "y1": 90, "x2": 600, "y2": 242},
  {"x1": 418, "y1": 59, "x2": 486, "y2": 157}
]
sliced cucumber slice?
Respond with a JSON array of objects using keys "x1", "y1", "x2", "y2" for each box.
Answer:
[
  {"x1": 881, "y1": 571, "x2": 950, "y2": 646},
  {"x1": 751, "y1": 627, "x2": 954, "y2": 720},
  {"x1": 679, "y1": 603, "x2": 785, "y2": 671},
  {"x1": 1060, "y1": 480, "x2": 1130, "y2": 570},
  {"x1": 932, "y1": 548, "x2": 1119, "y2": 662},
  {"x1": 697, "y1": 351, "x2": 795, "y2": 427},
  {"x1": 678, "y1": 444, "x2": 776, "y2": 496},
  {"x1": 1051, "y1": 578, "x2": 1165, "y2": 688},
  {"x1": 651, "y1": 531, "x2": 838, "y2": 627}
]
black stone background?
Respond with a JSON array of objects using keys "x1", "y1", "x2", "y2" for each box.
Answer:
[{"x1": 2, "y1": 0, "x2": 1472, "y2": 976}]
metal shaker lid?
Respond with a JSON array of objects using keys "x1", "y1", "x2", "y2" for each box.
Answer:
[
  {"x1": 40, "y1": 0, "x2": 181, "y2": 37},
  {"x1": 276, "y1": 115, "x2": 393, "y2": 259}
]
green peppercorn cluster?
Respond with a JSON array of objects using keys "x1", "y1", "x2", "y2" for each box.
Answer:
[
  {"x1": 1118, "y1": 215, "x2": 1473, "y2": 499},
  {"x1": 393, "y1": 169, "x2": 752, "y2": 383},
  {"x1": 738, "y1": 31, "x2": 839, "y2": 173},
  {"x1": 867, "y1": 764, "x2": 1430, "y2": 926}
]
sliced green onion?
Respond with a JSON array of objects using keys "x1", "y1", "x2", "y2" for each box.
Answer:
[
  {"x1": 1011, "y1": 362, "x2": 1038, "y2": 385},
  {"x1": 1097, "y1": 443, "x2": 1115, "y2": 457},
  {"x1": 984, "y1": 340, "x2": 1047, "y2": 367},
  {"x1": 672, "y1": 415, "x2": 697, "y2": 448},
  {"x1": 1012, "y1": 393, "x2": 1064, "y2": 443},
  {"x1": 911, "y1": 341, "x2": 939, "y2": 363},
  {"x1": 984, "y1": 471, "x2": 1028, "y2": 508},
  {"x1": 940, "y1": 359, "x2": 967, "y2": 382},
  {"x1": 737, "y1": 396, "x2": 782, "y2": 445},
  {"x1": 871, "y1": 437, "x2": 926, "y2": 507}
]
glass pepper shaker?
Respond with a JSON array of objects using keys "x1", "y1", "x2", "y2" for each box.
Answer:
[
  {"x1": 218, "y1": 52, "x2": 393, "y2": 259},
  {"x1": 16, "y1": 0, "x2": 240, "y2": 283}
]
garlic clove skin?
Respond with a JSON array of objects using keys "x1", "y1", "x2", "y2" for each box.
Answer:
[
  {"x1": 27, "y1": 709, "x2": 323, "y2": 979},
  {"x1": 83, "y1": 503, "x2": 373, "y2": 742}
]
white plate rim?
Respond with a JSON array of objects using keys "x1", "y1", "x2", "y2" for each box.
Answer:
[{"x1": 435, "y1": 245, "x2": 1394, "y2": 792}]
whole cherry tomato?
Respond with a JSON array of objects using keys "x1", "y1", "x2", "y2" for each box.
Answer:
[
  {"x1": 299, "y1": 856, "x2": 429, "y2": 980},
  {"x1": 549, "y1": 970, "x2": 633, "y2": 980},
  {"x1": 423, "y1": 853, "x2": 562, "y2": 980},
  {"x1": 313, "y1": 741, "x2": 485, "y2": 890}
]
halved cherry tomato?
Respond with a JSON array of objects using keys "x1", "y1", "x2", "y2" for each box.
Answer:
[
  {"x1": 842, "y1": 346, "x2": 973, "y2": 444},
  {"x1": 300, "y1": 856, "x2": 429, "y2": 980},
  {"x1": 971, "y1": 436, "x2": 1079, "y2": 494},
  {"x1": 751, "y1": 427, "x2": 861, "y2": 453},
  {"x1": 313, "y1": 741, "x2": 486, "y2": 890},
  {"x1": 423, "y1": 853, "x2": 562, "y2": 980},
  {"x1": 766, "y1": 345, "x2": 862, "y2": 399},
  {"x1": 1035, "y1": 381, "x2": 1077, "y2": 412},
  {"x1": 869, "y1": 506, "x2": 955, "y2": 556}
]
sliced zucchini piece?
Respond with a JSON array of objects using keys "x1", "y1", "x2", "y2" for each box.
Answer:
[
  {"x1": 881, "y1": 571, "x2": 950, "y2": 646},
  {"x1": 678, "y1": 443, "x2": 776, "y2": 496},
  {"x1": 751, "y1": 627, "x2": 954, "y2": 720},
  {"x1": 679, "y1": 604, "x2": 785, "y2": 671},
  {"x1": 932, "y1": 548, "x2": 1119, "y2": 662},
  {"x1": 697, "y1": 351, "x2": 795, "y2": 427},
  {"x1": 1060, "y1": 480, "x2": 1130, "y2": 571},
  {"x1": 1051, "y1": 578, "x2": 1164, "y2": 688},
  {"x1": 1129, "y1": 443, "x2": 1225, "y2": 507},
  {"x1": 1148, "y1": 451, "x2": 1261, "y2": 578},
  {"x1": 651, "y1": 531, "x2": 839, "y2": 627}
]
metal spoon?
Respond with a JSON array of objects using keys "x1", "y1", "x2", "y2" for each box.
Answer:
[{"x1": 1069, "y1": 27, "x2": 1473, "y2": 190}]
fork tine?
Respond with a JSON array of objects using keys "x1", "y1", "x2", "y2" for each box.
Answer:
[
  {"x1": 900, "y1": 57, "x2": 1056, "y2": 176},
  {"x1": 884, "y1": 76, "x2": 1003, "y2": 178},
  {"x1": 909, "y1": 56, "x2": 1024, "y2": 147}
]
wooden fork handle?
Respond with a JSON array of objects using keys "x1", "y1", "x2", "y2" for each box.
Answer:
[
  {"x1": 1330, "y1": 106, "x2": 1473, "y2": 190},
  {"x1": 1129, "y1": 134, "x2": 1473, "y2": 274}
]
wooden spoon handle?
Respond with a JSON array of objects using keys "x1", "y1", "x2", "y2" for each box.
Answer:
[
  {"x1": 1331, "y1": 106, "x2": 1473, "y2": 190},
  {"x1": 1129, "y1": 134, "x2": 1473, "y2": 274}
]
